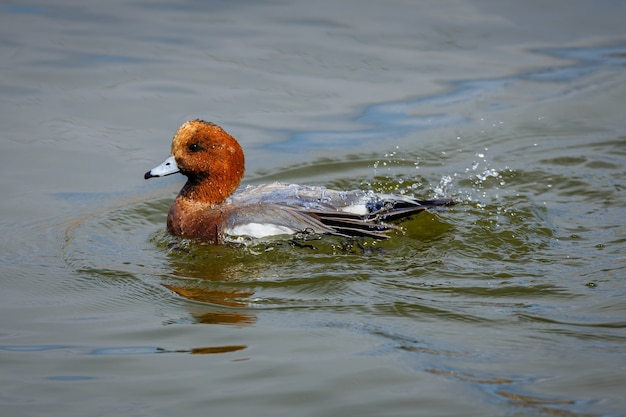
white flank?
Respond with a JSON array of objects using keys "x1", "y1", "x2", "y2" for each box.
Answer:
[{"x1": 227, "y1": 223, "x2": 296, "y2": 238}]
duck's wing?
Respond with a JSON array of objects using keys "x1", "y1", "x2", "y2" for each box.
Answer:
[
  {"x1": 223, "y1": 202, "x2": 338, "y2": 239},
  {"x1": 223, "y1": 202, "x2": 397, "y2": 240},
  {"x1": 300, "y1": 208, "x2": 398, "y2": 239},
  {"x1": 227, "y1": 183, "x2": 455, "y2": 240}
]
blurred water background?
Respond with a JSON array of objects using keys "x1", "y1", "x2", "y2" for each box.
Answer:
[{"x1": 1, "y1": 1, "x2": 625, "y2": 416}]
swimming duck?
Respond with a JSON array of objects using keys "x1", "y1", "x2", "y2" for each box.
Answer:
[{"x1": 145, "y1": 119, "x2": 454, "y2": 243}]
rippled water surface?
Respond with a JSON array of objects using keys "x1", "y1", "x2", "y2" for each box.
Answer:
[{"x1": 1, "y1": 1, "x2": 626, "y2": 416}]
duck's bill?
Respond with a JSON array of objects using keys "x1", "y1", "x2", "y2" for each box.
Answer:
[{"x1": 144, "y1": 156, "x2": 180, "y2": 179}]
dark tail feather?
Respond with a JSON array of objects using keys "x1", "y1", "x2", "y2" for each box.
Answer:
[
  {"x1": 375, "y1": 197, "x2": 456, "y2": 221},
  {"x1": 303, "y1": 197, "x2": 455, "y2": 240},
  {"x1": 305, "y1": 210, "x2": 398, "y2": 239}
]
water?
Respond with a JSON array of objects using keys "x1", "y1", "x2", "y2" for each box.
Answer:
[{"x1": 1, "y1": 1, "x2": 625, "y2": 416}]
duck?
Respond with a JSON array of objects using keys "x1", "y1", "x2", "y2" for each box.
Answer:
[{"x1": 145, "y1": 119, "x2": 455, "y2": 244}]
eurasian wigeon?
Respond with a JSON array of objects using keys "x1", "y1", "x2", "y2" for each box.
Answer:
[{"x1": 145, "y1": 119, "x2": 455, "y2": 244}]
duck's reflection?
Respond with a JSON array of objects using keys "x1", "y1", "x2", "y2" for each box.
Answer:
[
  {"x1": 162, "y1": 242, "x2": 266, "y2": 326},
  {"x1": 156, "y1": 345, "x2": 248, "y2": 355},
  {"x1": 163, "y1": 281, "x2": 256, "y2": 325}
]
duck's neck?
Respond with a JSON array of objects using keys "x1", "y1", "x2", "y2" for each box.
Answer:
[{"x1": 177, "y1": 174, "x2": 239, "y2": 207}]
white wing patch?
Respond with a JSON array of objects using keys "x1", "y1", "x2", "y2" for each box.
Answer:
[
  {"x1": 339, "y1": 204, "x2": 368, "y2": 215},
  {"x1": 226, "y1": 223, "x2": 296, "y2": 238}
]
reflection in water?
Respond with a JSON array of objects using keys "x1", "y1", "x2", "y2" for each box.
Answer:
[
  {"x1": 157, "y1": 345, "x2": 247, "y2": 355},
  {"x1": 164, "y1": 278, "x2": 249, "y2": 303},
  {"x1": 163, "y1": 283, "x2": 257, "y2": 326},
  {"x1": 1, "y1": 344, "x2": 246, "y2": 356},
  {"x1": 161, "y1": 242, "x2": 260, "y2": 325}
]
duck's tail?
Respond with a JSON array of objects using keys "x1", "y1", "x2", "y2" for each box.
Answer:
[{"x1": 304, "y1": 197, "x2": 456, "y2": 240}]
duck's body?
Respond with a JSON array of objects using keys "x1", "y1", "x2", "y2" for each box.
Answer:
[{"x1": 145, "y1": 120, "x2": 454, "y2": 244}]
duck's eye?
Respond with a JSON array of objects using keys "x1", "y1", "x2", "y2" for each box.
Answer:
[{"x1": 188, "y1": 143, "x2": 202, "y2": 153}]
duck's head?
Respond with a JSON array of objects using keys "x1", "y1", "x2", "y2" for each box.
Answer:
[{"x1": 145, "y1": 119, "x2": 245, "y2": 204}]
